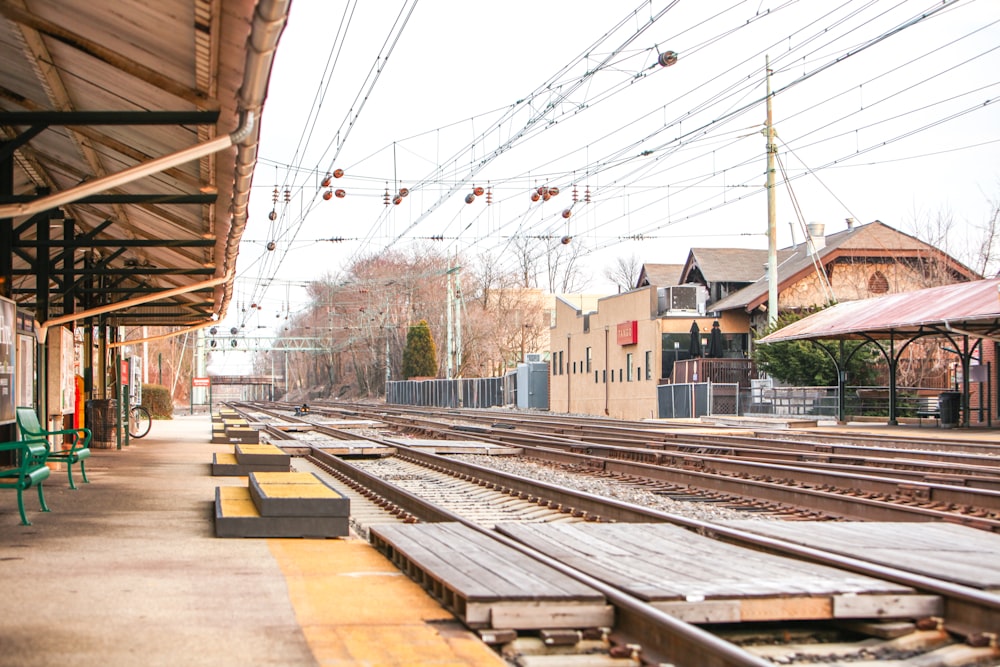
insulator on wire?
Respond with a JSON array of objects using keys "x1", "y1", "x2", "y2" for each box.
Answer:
[
  {"x1": 584, "y1": 186, "x2": 591, "y2": 204},
  {"x1": 473, "y1": 186, "x2": 484, "y2": 197},
  {"x1": 658, "y1": 50, "x2": 678, "y2": 67},
  {"x1": 399, "y1": 187, "x2": 409, "y2": 197},
  {"x1": 284, "y1": 187, "x2": 291, "y2": 204},
  {"x1": 272, "y1": 187, "x2": 278, "y2": 204},
  {"x1": 561, "y1": 235, "x2": 572, "y2": 245},
  {"x1": 333, "y1": 168, "x2": 344, "y2": 178},
  {"x1": 383, "y1": 186, "x2": 390, "y2": 206},
  {"x1": 393, "y1": 195, "x2": 403, "y2": 205},
  {"x1": 266, "y1": 241, "x2": 276, "y2": 251},
  {"x1": 465, "y1": 193, "x2": 476, "y2": 204},
  {"x1": 268, "y1": 209, "x2": 277, "y2": 221},
  {"x1": 548, "y1": 187, "x2": 559, "y2": 197},
  {"x1": 335, "y1": 189, "x2": 346, "y2": 198},
  {"x1": 323, "y1": 189, "x2": 333, "y2": 200},
  {"x1": 572, "y1": 185, "x2": 578, "y2": 203},
  {"x1": 562, "y1": 208, "x2": 572, "y2": 219},
  {"x1": 486, "y1": 186, "x2": 492, "y2": 205},
  {"x1": 530, "y1": 192, "x2": 540, "y2": 202},
  {"x1": 322, "y1": 175, "x2": 332, "y2": 188}
]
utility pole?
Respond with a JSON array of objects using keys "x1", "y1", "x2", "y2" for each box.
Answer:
[
  {"x1": 446, "y1": 269, "x2": 454, "y2": 379},
  {"x1": 765, "y1": 55, "x2": 778, "y2": 328}
]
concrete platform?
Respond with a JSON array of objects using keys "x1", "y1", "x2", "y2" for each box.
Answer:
[{"x1": 0, "y1": 414, "x2": 506, "y2": 667}]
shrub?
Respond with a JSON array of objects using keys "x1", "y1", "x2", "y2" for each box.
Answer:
[{"x1": 141, "y1": 383, "x2": 173, "y2": 419}]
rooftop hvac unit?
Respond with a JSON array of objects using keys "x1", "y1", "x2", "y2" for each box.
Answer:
[
  {"x1": 525, "y1": 353, "x2": 544, "y2": 363},
  {"x1": 657, "y1": 285, "x2": 708, "y2": 315}
]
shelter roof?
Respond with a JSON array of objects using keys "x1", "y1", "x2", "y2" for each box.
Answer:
[
  {"x1": 758, "y1": 278, "x2": 1000, "y2": 343},
  {"x1": 0, "y1": 0, "x2": 289, "y2": 328},
  {"x1": 709, "y1": 221, "x2": 977, "y2": 313}
]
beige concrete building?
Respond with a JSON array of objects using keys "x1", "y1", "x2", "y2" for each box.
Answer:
[{"x1": 549, "y1": 220, "x2": 978, "y2": 420}]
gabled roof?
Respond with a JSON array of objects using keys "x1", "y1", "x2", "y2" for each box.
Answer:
[
  {"x1": 708, "y1": 221, "x2": 978, "y2": 313},
  {"x1": 758, "y1": 278, "x2": 1000, "y2": 342},
  {"x1": 636, "y1": 263, "x2": 684, "y2": 289},
  {"x1": 683, "y1": 248, "x2": 776, "y2": 284}
]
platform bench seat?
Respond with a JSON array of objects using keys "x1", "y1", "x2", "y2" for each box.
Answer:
[
  {"x1": 915, "y1": 396, "x2": 940, "y2": 426},
  {"x1": 0, "y1": 439, "x2": 51, "y2": 525},
  {"x1": 16, "y1": 407, "x2": 92, "y2": 489}
]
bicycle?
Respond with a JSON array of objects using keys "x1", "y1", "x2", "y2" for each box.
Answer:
[{"x1": 128, "y1": 405, "x2": 152, "y2": 439}]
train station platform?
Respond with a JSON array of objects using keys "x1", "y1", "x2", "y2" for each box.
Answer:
[{"x1": 0, "y1": 414, "x2": 506, "y2": 667}]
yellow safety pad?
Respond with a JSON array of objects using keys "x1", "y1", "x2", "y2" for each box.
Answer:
[
  {"x1": 218, "y1": 487, "x2": 259, "y2": 518},
  {"x1": 259, "y1": 483, "x2": 341, "y2": 499},
  {"x1": 254, "y1": 472, "x2": 319, "y2": 484},
  {"x1": 237, "y1": 444, "x2": 283, "y2": 454},
  {"x1": 214, "y1": 452, "x2": 237, "y2": 464},
  {"x1": 269, "y1": 539, "x2": 506, "y2": 666}
]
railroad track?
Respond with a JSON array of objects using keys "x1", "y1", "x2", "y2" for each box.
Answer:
[
  {"x1": 268, "y1": 401, "x2": 1000, "y2": 531},
  {"x1": 228, "y1": 402, "x2": 1000, "y2": 666}
]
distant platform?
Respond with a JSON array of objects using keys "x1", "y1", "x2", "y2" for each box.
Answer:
[
  {"x1": 720, "y1": 521, "x2": 1000, "y2": 593},
  {"x1": 699, "y1": 415, "x2": 818, "y2": 429},
  {"x1": 497, "y1": 522, "x2": 940, "y2": 624},
  {"x1": 385, "y1": 437, "x2": 521, "y2": 455}
]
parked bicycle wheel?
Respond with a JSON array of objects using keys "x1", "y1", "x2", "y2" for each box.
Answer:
[{"x1": 129, "y1": 405, "x2": 152, "y2": 439}]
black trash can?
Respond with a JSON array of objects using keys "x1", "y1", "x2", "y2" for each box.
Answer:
[
  {"x1": 938, "y1": 391, "x2": 961, "y2": 428},
  {"x1": 85, "y1": 399, "x2": 118, "y2": 448}
]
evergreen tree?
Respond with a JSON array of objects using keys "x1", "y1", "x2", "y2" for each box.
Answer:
[
  {"x1": 753, "y1": 309, "x2": 879, "y2": 386},
  {"x1": 402, "y1": 319, "x2": 438, "y2": 379}
]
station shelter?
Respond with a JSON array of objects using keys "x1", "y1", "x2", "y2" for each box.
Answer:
[
  {"x1": 0, "y1": 1, "x2": 291, "y2": 449},
  {"x1": 758, "y1": 278, "x2": 1000, "y2": 427}
]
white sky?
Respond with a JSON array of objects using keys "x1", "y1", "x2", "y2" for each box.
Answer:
[{"x1": 225, "y1": 0, "x2": 1000, "y2": 337}]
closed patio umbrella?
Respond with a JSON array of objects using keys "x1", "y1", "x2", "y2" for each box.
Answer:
[
  {"x1": 688, "y1": 320, "x2": 702, "y2": 358},
  {"x1": 707, "y1": 320, "x2": 724, "y2": 358}
]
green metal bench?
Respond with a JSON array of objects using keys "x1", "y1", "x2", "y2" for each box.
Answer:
[
  {"x1": 0, "y1": 439, "x2": 51, "y2": 525},
  {"x1": 16, "y1": 407, "x2": 92, "y2": 490}
]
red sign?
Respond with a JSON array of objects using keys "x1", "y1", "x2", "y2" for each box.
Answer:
[
  {"x1": 193, "y1": 377, "x2": 211, "y2": 387},
  {"x1": 616, "y1": 320, "x2": 638, "y2": 345}
]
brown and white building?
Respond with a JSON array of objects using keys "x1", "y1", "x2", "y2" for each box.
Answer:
[{"x1": 549, "y1": 220, "x2": 979, "y2": 420}]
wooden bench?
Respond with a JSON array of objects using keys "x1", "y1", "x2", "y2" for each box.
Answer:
[
  {"x1": 0, "y1": 439, "x2": 51, "y2": 525},
  {"x1": 915, "y1": 396, "x2": 940, "y2": 426},
  {"x1": 16, "y1": 407, "x2": 92, "y2": 489}
]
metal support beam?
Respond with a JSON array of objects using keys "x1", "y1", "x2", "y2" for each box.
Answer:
[
  {"x1": 0, "y1": 110, "x2": 220, "y2": 126},
  {"x1": 0, "y1": 193, "x2": 217, "y2": 205},
  {"x1": 0, "y1": 141, "x2": 11, "y2": 298}
]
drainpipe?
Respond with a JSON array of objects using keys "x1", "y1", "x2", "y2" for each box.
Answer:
[
  {"x1": 34, "y1": 270, "x2": 232, "y2": 344},
  {"x1": 566, "y1": 334, "x2": 571, "y2": 412},
  {"x1": 0, "y1": 116, "x2": 255, "y2": 220},
  {"x1": 604, "y1": 326, "x2": 610, "y2": 415}
]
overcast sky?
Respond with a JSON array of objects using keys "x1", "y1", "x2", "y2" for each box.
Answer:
[{"x1": 226, "y1": 0, "x2": 999, "y2": 335}]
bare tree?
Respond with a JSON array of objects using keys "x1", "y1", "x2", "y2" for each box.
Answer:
[
  {"x1": 604, "y1": 253, "x2": 641, "y2": 292},
  {"x1": 544, "y1": 236, "x2": 590, "y2": 294}
]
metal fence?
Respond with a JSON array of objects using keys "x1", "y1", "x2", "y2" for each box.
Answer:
[
  {"x1": 387, "y1": 373, "x2": 517, "y2": 408},
  {"x1": 657, "y1": 383, "x2": 740, "y2": 419},
  {"x1": 740, "y1": 385, "x2": 954, "y2": 419}
]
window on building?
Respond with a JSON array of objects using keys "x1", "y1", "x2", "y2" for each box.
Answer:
[
  {"x1": 869, "y1": 270, "x2": 889, "y2": 294},
  {"x1": 559, "y1": 351, "x2": 564, "y2": 375},
  {"x1": 645, "y1": 351, "x2": 652, "y2": 380},
  {"x1": 594, "y1": 370, "x2": 599, "y2": 383},
  {"x1": 586, "y1": 347, "x2": 592, "y2": 373},
  {"x1": 602, "y1": 369, "x2": 606, "y2": 383},
  {"x1": 619, "y1": 369, "x2": 623, "y2": 383},
  {"x1": 626, "y1": 353, "x2": 633, "y2": 381}
]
